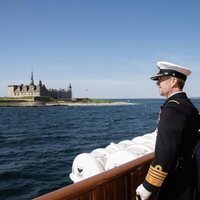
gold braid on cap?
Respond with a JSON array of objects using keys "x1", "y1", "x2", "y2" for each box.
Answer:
[{"x1": 145, "y1": 165, "x2": 168, "y2": 187}]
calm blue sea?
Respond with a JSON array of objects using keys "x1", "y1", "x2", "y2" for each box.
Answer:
[{"x1": 0, "y1": 99, "x2": 200, "y2": 200}]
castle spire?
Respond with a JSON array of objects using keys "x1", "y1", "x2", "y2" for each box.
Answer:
[{"x1": 31, "y1": 70, "x2": 34, "y2": 85}]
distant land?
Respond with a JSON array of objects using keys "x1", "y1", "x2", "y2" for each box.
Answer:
[{"x1": 0, "y1": 97, "x2": 134, "y2": 107}]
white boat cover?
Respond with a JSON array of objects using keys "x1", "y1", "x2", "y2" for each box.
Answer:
[{"x1": 70, "y1": 130, "x2": 157, "y2": 183}]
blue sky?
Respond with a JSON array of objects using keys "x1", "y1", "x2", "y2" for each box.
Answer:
[{"x1": 0, "y1": 0, "x2": 200, "y2": 98}]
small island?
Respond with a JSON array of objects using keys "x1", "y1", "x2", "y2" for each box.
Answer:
[
  {"x1": 1, "y1": 72, "x2": 133, "y2": 107},
  {"x1": 0, "y1": 97, "x2": 132, "y2": 107}
]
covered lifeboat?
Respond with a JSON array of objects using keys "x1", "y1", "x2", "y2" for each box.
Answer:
[{"x1": 70, "y1": 130, "x2": 157, "y2": 183}]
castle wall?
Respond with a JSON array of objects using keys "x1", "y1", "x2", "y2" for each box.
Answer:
[
  {"x1": 7, "y1": 84, "x2": 41, "y2": 97},
  {"x1": 7, "y1": 86, "x2": 17, "y2": 97},
  {"x1": 7, "y1": 82, "x2": 72, "y2": 99}
]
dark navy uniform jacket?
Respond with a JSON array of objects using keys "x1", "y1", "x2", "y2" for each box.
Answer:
[{"x1": 143, "y1": 92, "x2": 200, "y2": 200}]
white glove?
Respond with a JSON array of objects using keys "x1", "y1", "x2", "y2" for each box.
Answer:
[{"x1": 136, "y1": 184, "x2": 152, "y2": 200}]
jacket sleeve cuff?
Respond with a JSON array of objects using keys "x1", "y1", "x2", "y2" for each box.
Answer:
[
  {"x1": 143, "y1": 179, "x2": 158, "y2": 192},
  {"x1": 143, "y1": 164, "x2": 168, "y2": 192}
]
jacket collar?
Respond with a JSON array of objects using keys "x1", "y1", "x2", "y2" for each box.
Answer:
[{"x1": 163, "y1": 92, "x2": 188, "y2": 107}]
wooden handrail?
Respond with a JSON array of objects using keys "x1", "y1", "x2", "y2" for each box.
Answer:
[{"x1": 34, "y1": 152, "x2": 154, "y2": 200}]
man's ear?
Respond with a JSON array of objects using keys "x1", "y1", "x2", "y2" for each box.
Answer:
[{"x1": 171, "y1": 77, "x2": 178, "y2": 88}]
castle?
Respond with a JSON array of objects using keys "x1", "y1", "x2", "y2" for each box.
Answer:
[{"x1": 7, "y1": 72, "x2": 72, "y2": 99}]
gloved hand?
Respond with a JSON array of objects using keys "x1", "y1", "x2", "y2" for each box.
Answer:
[{"x1": 136, "y1": 184, "x2": 152, "y2": 200}]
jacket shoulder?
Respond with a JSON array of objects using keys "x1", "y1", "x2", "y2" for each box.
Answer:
[{"x1": 168, "y1": 100, "x2": 180, "y2": 104}]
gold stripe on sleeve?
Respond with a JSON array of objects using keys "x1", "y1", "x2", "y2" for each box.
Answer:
[{"x1": 145, "y1": 165, "x2": 168, "y2": 187}]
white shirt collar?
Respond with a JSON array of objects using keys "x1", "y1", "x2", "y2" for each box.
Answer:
[{"x1": 168, "y1": 91, "x2": 184, "y2": 99}]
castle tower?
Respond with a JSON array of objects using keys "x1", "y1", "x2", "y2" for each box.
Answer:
[
  {"x1": 68, "y1": 83, "x2": 72, "y2": 90},
  {"x1": 66, "y1": 83, "x2": 72, "y2": 98},
  {"x1": 30, "y1": 71, "x2": 34, "y2": 85},
  {"x1": 39, "y1": 80, "x2": 42, "y2": 86}
]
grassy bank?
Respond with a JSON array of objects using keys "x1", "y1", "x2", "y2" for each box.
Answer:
[
  {"x1": 0, "y1": 97, "x2": 114, "y2": 107},
  {"x1": 72, "y1": 98, "x2": 113, "y2": 104},
  {"x1": 0, "y1": 97, "x2": 33, "y2": 106},
  {"x1": 0, "y1": 96, "x2": 33, "y2": 101}
]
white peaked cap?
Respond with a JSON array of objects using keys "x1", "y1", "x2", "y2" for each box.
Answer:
[{"x1": 150, "y1": 61, "x2": 191, "y2": 81}]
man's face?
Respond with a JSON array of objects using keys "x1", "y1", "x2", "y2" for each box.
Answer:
[{"x1": 156, "y1": 76, "x2": 172, "y2": 97}]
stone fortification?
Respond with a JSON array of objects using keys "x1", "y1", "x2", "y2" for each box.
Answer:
[{"x1": 7, "y1": 72, "x2": 72, "y2": 99}]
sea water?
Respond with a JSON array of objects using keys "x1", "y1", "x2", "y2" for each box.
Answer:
[{"x1": 0, "y1": 99, "x2": 200, "y2": 200}]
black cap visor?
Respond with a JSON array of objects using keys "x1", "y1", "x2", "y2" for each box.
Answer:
[
  {"x1": 150, "y1": 69, "x2": 187, "y2": 81},
  {"x1": 150, "y1": 74, "x2": 166, "y2": 81}
]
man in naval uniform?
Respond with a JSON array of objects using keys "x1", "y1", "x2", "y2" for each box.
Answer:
[{"x1": 136, "y1": 61, "x2": 200, "y2": 200}]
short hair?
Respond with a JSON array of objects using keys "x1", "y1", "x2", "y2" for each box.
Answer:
[{"x1": 176, "y1": 78, "x2": 185, "y2": 89}]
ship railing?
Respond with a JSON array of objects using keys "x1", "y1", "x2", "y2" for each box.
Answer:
[{"x1": 34, "y1": 152, "x2": 155, "y2": 200}]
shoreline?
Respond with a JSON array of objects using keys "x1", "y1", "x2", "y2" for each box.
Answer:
[
  {"x1": 0, "y1": 101, "x2": 136, "y2": 107},
  {"x1": 46, "y1": 101, "x2": 136, "y2": 106}
]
